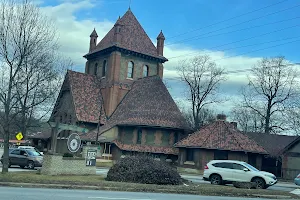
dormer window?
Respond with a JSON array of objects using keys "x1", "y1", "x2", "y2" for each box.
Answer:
[
  {"x1": 143, "y1": 65, "x2": 149, "y2": 77},
  {"x1": 94, "y1": 63, "x2": 98, "y2": 76},
  {"x1": 102, "y1": 60, "x2": 107, "y2": 77},
  {"x1": 127, "y1": 61, "x2": 134, "y2": 79}
]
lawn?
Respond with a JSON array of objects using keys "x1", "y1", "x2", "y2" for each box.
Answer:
[{"x1": 0, "y1": 172, "x2": 298, "y2": 199}]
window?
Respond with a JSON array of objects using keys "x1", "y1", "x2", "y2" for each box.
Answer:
[
  {"x1": 102, "y1": 60, "x2": 107, "y2": 77},
  {"x1": 232, "y1": 163, "x2": 245, "y2": 170},
  {"x1": 186, "y1": 148, "x2": 194, "y2": 161},
  {"x1": 214, "y1": 150, "x2": 228, "y2": 160},
  {"x1": 69, "y1": 115, "x2": 72, "y2": 124},
  {"x1": 145, "y1": 129, "x2": 155, "y2": 145},
  {"x1": 127, "y1": 61, "x2": 134, "y2": 78},
  {"x1": 174, "y1": 132, "x2": 179, "y2": 144},
  {"x1": 143, "y1": 65, "x2": 149, "y2": 77},
  {"x1": 10, "y1": 150, "x2": 20, "y2": 155},
  {"x1": 137, "y1": 128, "x2": 142, "y2": 144},
  {"x1": 103, "y1": 143, "x2": 111, "y2": 154},
  {"x1": 20, "y1": 150, "x2": 28, "y2": 156},
  {"x1": 212, "y1": 162, "x2": 232, "y2": 169},
  {"x1": 94, "y1": 63, "x2": 98, "y2": 76}
]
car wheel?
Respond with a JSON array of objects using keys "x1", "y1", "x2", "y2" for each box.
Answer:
[
  {"x1": 27, "y1": 161, "x2": 34, "y2": 170},
  {"x1": 210, "y1": 174, "x2": 222, "y2": 185},
  {"x1": 252, "y1": 178, "x2": 265, "y2": 189},
  {"x1": 20, "y1": 165, "x2": 25, "y2": 169}
]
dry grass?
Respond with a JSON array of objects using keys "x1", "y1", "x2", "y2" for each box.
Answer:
[{"x1": 0, "y1": 172, "x2": 298, "y2": 199}]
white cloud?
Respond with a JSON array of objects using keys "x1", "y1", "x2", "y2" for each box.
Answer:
[{"x1": 40, "y1": 0, "x2": 114, "y2": 70}]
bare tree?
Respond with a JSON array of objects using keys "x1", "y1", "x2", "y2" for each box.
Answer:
[
  {"x1": 176, "y1": 99, "x2": 215, "y2": 130},
  {"x1": 177, "y1": 55, "x2": 226, "y2": 130},
  {"x1": 241, "y1": 56, "x2": 299, "y2": 134},
  {"x1": 0, "y1": 0, "x2": 69, "y2": 173},
  {"x1": 231, "y1": 106, "x2": 264, "y2": 133}
]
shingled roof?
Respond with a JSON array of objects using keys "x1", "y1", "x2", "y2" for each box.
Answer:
[
  {"x1": 98, "y1": 75, "x2": 190, "y2": 134},
  {"x1": 175, "y1": 120, "x2": 267, "y2": 154},
  {"x1": 246, "y1": 132, "x2": 299, "y2": 156},
  {"x1": 114, "y1": 140, "x2": 179, "y2": 155},
  {"x1": 55, "y1": 70, "x2": 106, "y2": 124},
  {"x1": 86, "y1": 9, "x2": 166, "y2": 61}
]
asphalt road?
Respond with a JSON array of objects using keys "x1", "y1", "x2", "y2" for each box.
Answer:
[
  {"x1": 0, "y1": 165, "x2": 298, "y2": 193},
  {"x1": 0, "y1": 186, "x2": 279, "y2": 200}
]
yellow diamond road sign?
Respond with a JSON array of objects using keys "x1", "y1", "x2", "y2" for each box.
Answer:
[{"x1": 16, "y1": 132, "x2": 23, "y2": 141}]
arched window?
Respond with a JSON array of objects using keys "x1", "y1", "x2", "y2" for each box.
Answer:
[
  {"x1": 143, "y1": 65, "x2": 149, "y2": 77},
  {"x1": 127, "y1": 61, "x2": 134, "y2": 78},
  {"x1": 94, "y1": 63, "x2": 98, "y2": 76},
  {"x1": 102, "y1": 60, "x2": 107, "y2": 77}
]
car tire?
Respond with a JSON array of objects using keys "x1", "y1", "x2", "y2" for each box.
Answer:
[
  {"x1": 27, "y1": 161, "x2": 34, "y2": 170},
  {"x1": 20, "y1": 165, "x2": 25, "y2": 169},
  {"x1": 252, "y1": 177, "x2": 265, "y2": 189},
  {"x1": 210, "y1": 174, "x2": 222, "y2": 185}
]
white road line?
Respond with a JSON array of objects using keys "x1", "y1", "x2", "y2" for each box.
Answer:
[
  {"x1": 290, "y1": 188, "x2": 300, "y2": 195},
  {"x1": 88, "y1": 197, "x2": 153, "y2": 200}
]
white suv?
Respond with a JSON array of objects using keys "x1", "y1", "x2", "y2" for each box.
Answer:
[{"x1": 203, "y1": 160, "x2": 277, "y2": 189}]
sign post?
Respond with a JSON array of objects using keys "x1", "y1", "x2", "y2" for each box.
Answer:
[{"x1": 86, "y1": 149, "x2": 97, "y2": 166}]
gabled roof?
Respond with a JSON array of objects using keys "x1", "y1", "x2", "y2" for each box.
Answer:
[
  {"x1": 245, "y1": 132, "x2": 299, "y2": 156},
  {"x1": 86, "y1": 9, "x2": 166, "y2": 60},
  {"x1": 98, "y1": 76, "x2": 190, "y2": 133},
  {"x1": 175, "y1": 120, "x2": 267, "y2": 154},
  {"x1": 65, "y1": 70, "x2": 106, "y2": 124}
]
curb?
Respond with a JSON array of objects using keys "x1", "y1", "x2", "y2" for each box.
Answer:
[{"x1": 0, "y1": 182, "x2": 299, "y2": 199}]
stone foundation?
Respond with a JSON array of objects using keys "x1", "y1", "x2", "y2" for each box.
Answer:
[{"x1": 41, "y1": 154, "x2": 96, "y2": 175}]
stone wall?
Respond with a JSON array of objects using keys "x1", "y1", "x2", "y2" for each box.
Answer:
[{"x1": 41, "y1": 154, "x2": 96, "y2": 175}]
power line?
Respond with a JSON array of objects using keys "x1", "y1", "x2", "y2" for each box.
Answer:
[
  {"x1": 168, "y1": 24, "x2": 300, "y2": 60},
  {"x1": 166, "y1": 0, "x2": 289, "y2": 40},
  {"x1": 164, "y1": 39, "x2": 300, "y2": 81},
  {"x1": 166, "y1": 16, "x2": 300, "y2": 46},
  {"x1": 165, "y1": 62, "x2": 300, "y2": 81}
]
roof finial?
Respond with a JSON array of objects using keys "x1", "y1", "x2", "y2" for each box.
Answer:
[{"x1": 128, "y1": 0, "x2": 131, "y2": 10}]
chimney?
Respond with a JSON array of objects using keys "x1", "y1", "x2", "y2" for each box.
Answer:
[
  {"x1": 157, "y1": 30, "x2": 165, "y2": 56},
  {"x1": 230, "y1": 122, "x2": 238, "y2": 129},
  {"x1": 89, "y1": 28, "x2": 98, "y2": 52},
  {"x1": 216, "y1": 114, "x2": 226, "y2": 121}
]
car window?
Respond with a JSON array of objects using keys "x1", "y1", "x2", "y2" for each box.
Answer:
[
  {"x1": 10, "y1": 149, "x2": 20, "y2": 155},
  {"x1": 27, "y1": 150, "x2": 41, "y2": 156},
  {"x1": 232, "y1": 163, "x2": 245, "y2": 170},
  {"x1": 242, "y1": 163, "x2": 259, "y2": 172},
  {"x1": 20, "y1": 150, "x2": 28, "y2": 156},
  {"x1": 212, "y1": 162, "x2": 233, "y2": 169}
]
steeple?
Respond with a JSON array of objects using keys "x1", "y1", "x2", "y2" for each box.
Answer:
[
  {"x1": 157, "y1": 30, "x2": 165, "y2": 56},
  {"x1": 89, "y1": 28, "x2": 98, "y2": 52}
]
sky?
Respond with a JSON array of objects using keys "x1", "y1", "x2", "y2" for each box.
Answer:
[{"x1": 38, "y1": 0, "x2": 300, "y2": 117}]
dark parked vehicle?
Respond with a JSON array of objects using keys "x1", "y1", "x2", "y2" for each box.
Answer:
[{"x1": 0, "y1": 148, "x2": 43, "y2": 169}]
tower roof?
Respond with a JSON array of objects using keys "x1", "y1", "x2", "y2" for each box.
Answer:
[
  {"x1": 157, "y1": 30, "x2": 165, "y2": 40},
  {"x1": 86, "y1": 9, "x2": 166, "y2": 60},
  {"x1": 98, "y1": 76, "x2": 190, "y2": 133},
  {"x1": 90, "y1": 28, "x2": 98, "y2": 37}
]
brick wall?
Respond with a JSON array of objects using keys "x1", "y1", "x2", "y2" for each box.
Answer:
[{"x1": 120, "y1": 54, "x2": 159, "y2": 81}]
